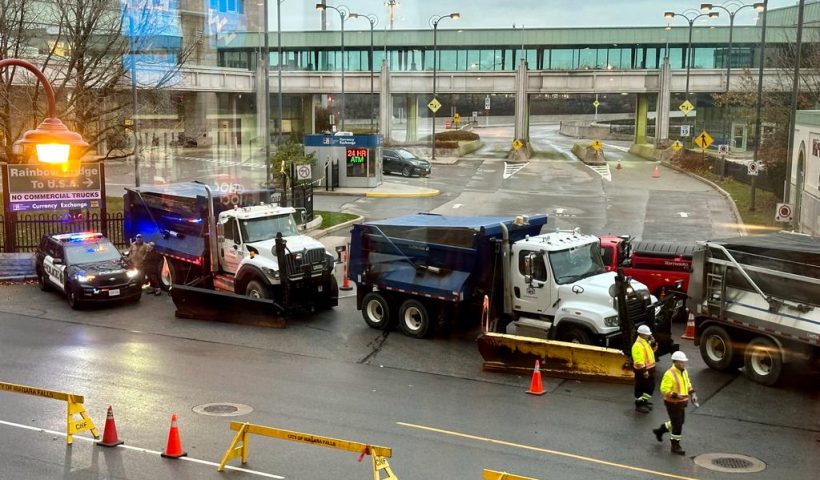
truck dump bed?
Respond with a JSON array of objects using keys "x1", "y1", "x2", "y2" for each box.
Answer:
[{"x1": 349, "y1": 214, "x2": 548, "y2": 301}]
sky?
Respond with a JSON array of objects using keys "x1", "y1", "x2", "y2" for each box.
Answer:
[{"x1": 275, "y1": 0, "x2": 802, "y2": 32}]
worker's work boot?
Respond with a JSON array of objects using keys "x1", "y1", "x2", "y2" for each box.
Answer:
[
  {"x1": 653, "y1": 424, "x2": 667, "y2": 442},
  {"x1": 635, "y1": 402, "x2": 650, "y2": 414},
  {"x1": 671, "y1": 440, "x2": 686, "y2": 456}
]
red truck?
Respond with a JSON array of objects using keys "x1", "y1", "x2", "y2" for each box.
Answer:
[{"x1": 599, "y1": 235, "x2": 693, "y2": 297}]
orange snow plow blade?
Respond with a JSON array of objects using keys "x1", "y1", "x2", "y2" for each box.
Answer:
[{"x1": 476, "y1": 332, "x2": 634, "y2": 384}]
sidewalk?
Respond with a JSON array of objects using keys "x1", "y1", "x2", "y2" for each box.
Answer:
[{"x1": 315, "y1": 180, "x2": 440, "y2": 198}]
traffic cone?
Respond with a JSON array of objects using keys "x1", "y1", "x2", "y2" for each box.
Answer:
[
  {"x1": 652, "y1": 165, "x2": 660, "y2": 178},
  {"x1": 161, "y1": 414, "x2": 187, "y2": 458},
  {"x1": 681, "y1": 312, "x2": 696, "y2": 340},
  {"x1": 340, "y1": 246, "x2": 353, "y2": 291},
  {"x1": 526, "y1": 360, "x2": 547, "y2": 396},
  {"x1": 96, "y1": 405, "x2": 124, "y2": 447},
  {"x1": 616, "y1": 160, "x2": 622, "y2": 170}
]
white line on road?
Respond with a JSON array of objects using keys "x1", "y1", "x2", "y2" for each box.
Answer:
[
  {"x1": 0, "y1": 419, "x2": 285, "y2": 479},
  {"x1": 452, "y1": 203, "x2": 463, "y2": 209},
  {"x1": 678, "y1": 212, "x2": 690, "y2": 218},
  {"x1": 502, "y1": 162, "x2": 529, "y2": 179}
]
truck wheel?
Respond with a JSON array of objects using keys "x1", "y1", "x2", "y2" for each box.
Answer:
[
  {"x1": 557, "y1": 325, "x2": 592, "y2": 344},
  {"x1": 699, "y1": 325, "x2": 737, "y2": 371},
  {"x1": 398, "y1": 299, "x2": 432, "y2": 338},
  {"x1": 743, "y1": 336, "x2": 783, "y2": 386},
  {"x1": 362, "y1": 292, "x2": 391, "y2": 329},
  {"x1": 245, "y1": 280, "x2": 271, "y2": 299}
]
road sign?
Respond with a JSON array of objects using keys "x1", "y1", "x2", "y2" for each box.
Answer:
[
  {"x1": 718, "y1": 144, "x2": 729, "y2": 155},
  {"x1": 679, "y1": 100, "x2": 694, "y2": 116},
  {"x1": 694, "y1": 130, "x2": 713, "y2": 150},
  {"x1": 747, "y1": 161, "x2": 761, "y2": 176},
  {"x1": 592, "y1": 100, "x2": 600, "y2": 108},
  {"x1": 512, "y1": 139, "x2": 524, "y2": 151},
  {"x1": 775, "y1": 203, "x2": 793, "y2": 222},
  {"x1": 296, "y1": 164, "x2": 312, "y2": 180},
  {"x1": 591, "y1": 139, "x2": 602, "y2": 151},
  {"x1": 484, "y1": 95, "x2": 491, "y2": 110},
  {"x1": 4, "y1": 164, "x2": 103, "y2": 212},
  {"x1": 671, "y1": 140, "x2": 683, "y2": 152},
  {"x1": 428, "y1": 98, "x2": 441, "y2": 113},
  {"x1": 680, "y1": 125, "x2": 691, "y2": 137}
]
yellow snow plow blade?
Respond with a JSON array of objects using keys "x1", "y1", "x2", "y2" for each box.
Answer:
[{"x1": 476, "y1": 332, "x2": 634, "y2": 384}]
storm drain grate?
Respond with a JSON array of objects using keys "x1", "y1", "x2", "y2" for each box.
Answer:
[
  {"x1": 694, "y1": 453, "x2": 766, "y2": 474},
  {"x1": 192, "y1": 403, "x2": 253, "y2": 417}
]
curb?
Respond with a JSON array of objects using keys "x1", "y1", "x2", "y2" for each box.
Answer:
[
  {"x1": 366, "y1": 189, "x2": 440, "y2": 198},
  {"x1": 311, "y1": 215, "x2": 365, "y2": 239}
]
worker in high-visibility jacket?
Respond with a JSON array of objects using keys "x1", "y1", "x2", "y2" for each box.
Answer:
[
  {"x1": 631, "y1": 324, "x2": 657, "y2": 413},
  {"x1": 654, "y1": 351, "x2": 699, "y2": 455}
]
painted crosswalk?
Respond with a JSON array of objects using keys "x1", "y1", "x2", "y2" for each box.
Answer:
[{"x1": 587, "y1": 164, "x2": 612, "y2": 182}]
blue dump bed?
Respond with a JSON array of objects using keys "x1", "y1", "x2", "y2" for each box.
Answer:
[
  {"x1": 349, "y1": 213, "x2": 548, "y2": 302},
  {"x1": 123, "y1": 182, "x2": 274, "y2": 264}
]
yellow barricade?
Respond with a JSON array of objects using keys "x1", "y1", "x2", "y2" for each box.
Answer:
[
  {"x1": 218, "y1": 421, "x2": 397, "y2": 479},
  {"x1": 483, "y1": 469, "x2": 538, "y2": 480},
  {"x1": 0, "y1": 381, "x2": 99, "y2": 445}
]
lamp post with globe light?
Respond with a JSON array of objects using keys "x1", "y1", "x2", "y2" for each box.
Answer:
[{"x1": 429, "y1": 12, "x2": 460, "y2": 160}]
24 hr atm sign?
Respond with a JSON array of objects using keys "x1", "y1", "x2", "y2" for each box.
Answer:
[{"x1": 4, "y1": 164, "x2": 103, "y2": 212}]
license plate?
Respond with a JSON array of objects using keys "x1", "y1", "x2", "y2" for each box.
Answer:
[{"x1": 108, "y1": 289, "x2": 120, "y2": 297}]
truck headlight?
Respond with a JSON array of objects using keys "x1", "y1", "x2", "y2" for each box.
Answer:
[
  {"x1": 263, "y1": 267, "x2": 280, "y2": 279},
  {"x1": 604, "y1": 315, "x2": 619, "y2": 327},
  {"x1": 126, "y1": 269, "x2": 139, "y2": 278}
]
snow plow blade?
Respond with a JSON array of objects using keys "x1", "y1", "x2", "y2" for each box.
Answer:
[
  {"x1": 476, "y1": 332, "x2": 634, "y2": 384},
  {"x1": 170, "y1": 284, "x2": 287, "y2": 328}
]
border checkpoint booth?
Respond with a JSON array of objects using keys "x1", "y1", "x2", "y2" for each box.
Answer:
[{"x1": 303, "y1": 134, "x2": 383, "y2": 189}]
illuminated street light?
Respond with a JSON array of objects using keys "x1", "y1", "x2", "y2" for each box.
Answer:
[
  {"x1": 316, "y1": 3, "x2": 349, "y2": 130},
  {"x1": 664, "y1": 10, "x2": 720, "y2": 98},
  {"x1": 3, "y1": 58, "x2": 89, "y2": 173},
  {"x1": 700, "y1": 2, "x2": 765, "y2": 91},
  {"x1": 429, "y1": 12, "x2": 460, "y2": 160}
]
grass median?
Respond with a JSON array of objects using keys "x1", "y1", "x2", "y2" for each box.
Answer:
[{"x1": 316, "y1": 210, "x2": 358, "y2": 229}]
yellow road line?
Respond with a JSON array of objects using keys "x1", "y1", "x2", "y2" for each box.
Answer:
[{"x1": 397, "y1": 422, "x2": 700, "y2": 480}]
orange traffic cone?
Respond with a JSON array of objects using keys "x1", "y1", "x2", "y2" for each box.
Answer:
[
  {"x1": 97, "y1": 405, "x2": 124, "y2": 447},
  {"x1": 526, "y1": 360, "x2": 547, "y2": 396},
  {"x1": 652, "y1": 165, "x2": 660, "y2": 178},
  {"x1": 161, "y1": 414, "x2": 187, "y2": 458},
  {"x1": 340, "y1": 247, "x2": 353, "y2": 291},
  {"x1": 681, "y1": 312, "x2": 696, "y2": 340}
]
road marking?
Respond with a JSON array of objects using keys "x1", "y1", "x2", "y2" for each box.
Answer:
[
  {"x1": 452, "y1": 204, "x2": 463, "y2": 209},
  {"x1": 587, "y1": 164, "x2": 612, "y2": 182},
  {"x1": 397, "y1": 422, "x2": 700, "y2": 480},
  {"x1": 0, "y1": 419, "x2": 285, "y2": 479},
  {"x1": 603, "y1": 143, "x2": 630, "y2": 152},
  {"x1": 503, "y1": 162, "x2": 529, "y2": 179},
  {"x1": 678, "y1": 212, "x2": 690, "y2": 218}
]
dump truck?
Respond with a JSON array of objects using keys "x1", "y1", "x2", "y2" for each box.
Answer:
[
  {"x1": 123, "y1": 182, "x2": 338, "y2": 320},
  {"x1": 599, "y1": 235, "x2": 693, "y2": 297},
  {"x1": 690, "y1": 232, "x2": 820, "y2": 386},
  {"x1": 349, "y1": 213, "x2": 682, "y2": 382}
]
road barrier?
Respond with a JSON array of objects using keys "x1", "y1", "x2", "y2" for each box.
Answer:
[
  {"x1": 0, "y1": 381, "x2": 99, "y2": 444},
  {"x1": 218, "y1": 421, "x2": 397, "y2": 479},
  {"x1": 483, "y1": 469, "x2": 538, "y2": 480}
]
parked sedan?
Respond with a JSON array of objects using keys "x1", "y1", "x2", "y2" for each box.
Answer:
[{"x1": 383, "y1": 148, "x2": 431, "y2": 177}]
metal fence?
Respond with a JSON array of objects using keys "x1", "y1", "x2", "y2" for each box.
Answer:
[{"x1": 0, "y1": 212, "x2": 126, "y2": 253}]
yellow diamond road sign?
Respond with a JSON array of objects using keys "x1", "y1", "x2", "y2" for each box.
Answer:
[
  {"x1": 679, "y1": 100, "x2": 694, "y2": 116},
  {"x1": 671, "y1": 140, "x2": 683, "y2": 152},
  {"x1": 591, "y1": 139, "x2": 602, "y2": 151},
  {"x1": 694, "y1": 130, "x2": 713, "y2": 150},
  {"x1": 428, "y1": 98, "x2": 441, "y2": 113},
  {"x1": 593, "y1": 100, "x2": 600, "y2": 108},
  {"x1": 512, "y1": 139, "x2": 524, "y2": 151}
]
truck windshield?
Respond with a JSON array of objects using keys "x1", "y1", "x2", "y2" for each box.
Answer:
[
  {"x1": 240, "y1": 214, "x2": 298, "y2": 243},
  {"x1": 65, "y1": 241, "x2": 122, "y2": 265},
  {"x1": 549, "y1": 243, "x2": 606, "y2": 284}
]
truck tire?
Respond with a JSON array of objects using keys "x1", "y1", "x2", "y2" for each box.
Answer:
[
  {"x1": 245, "y1": 280, "x2": 271, "y2": 299},
  {"x1": 557, "y1": 324, "x2": 592, "y2": 344},
  {"x1": 743, "y1": 336, "x2": 783, "y2": 386},
  {"x1": 699, "y1": 325, "x2": 738, "y2": 371},
  {"x1": 361, "y1": 292, "x2": 391, "y2": 329},
  {"x1": 398, "y1": 299, "x2": 432, "y2": 338}
]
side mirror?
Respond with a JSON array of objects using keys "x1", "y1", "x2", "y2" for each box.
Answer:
[
  {"x1": 524, "y1": 274, "x2": 533, "y2": 284},
  {"x1": 335, "y1": 244, "x2": 347, "y2": 263}
]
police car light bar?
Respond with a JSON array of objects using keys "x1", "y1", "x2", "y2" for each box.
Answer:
[{"x1": 54, "y1": 232, "x2": 103, "y2": 243}]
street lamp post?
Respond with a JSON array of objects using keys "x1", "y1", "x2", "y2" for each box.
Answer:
[
  {"x1": 349, "y1": 13, "x2": 379, "y2": 132},
  {"x1": 316, "y1": 4, "x2": 348, "y2": 131},
  {"x1": 277, "y1": 0, "x2": 284, "y2": 145},
  {"x1": 428, "y1": 12, "x2": 460, "y2": 160},
  {"x1": 750, "y1": 0, "x2": 769, "y2": 211},
  {"x1": 664, "y1": 10, "x2": 720, "y2": 99},
  {"x1": 700, "y1": 2, "x2": 766, "y2": 91},
  {"x1": 2, "y1": 59, "x2": 89, "y2": 169}
]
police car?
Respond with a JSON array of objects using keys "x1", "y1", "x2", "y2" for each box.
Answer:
[{"x1": 35, "y1": 232, "x2": 143, "y2": 309}]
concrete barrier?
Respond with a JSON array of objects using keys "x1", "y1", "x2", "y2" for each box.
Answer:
[
  {"x1": 560, "y1": 121, "x2": 610, "y2": 139},
  {"x1": 0, "y1": 253, "x2": 36, "y2": 280},
  {"x1": 571, "y1": 142, "x2": 606, "y2": 166}
]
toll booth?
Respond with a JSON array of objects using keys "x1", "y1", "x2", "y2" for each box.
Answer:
[{"x1": 303, "y1": 134, "x2": 383, "y2": 188}]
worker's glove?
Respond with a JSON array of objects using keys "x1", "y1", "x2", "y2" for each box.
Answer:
[
  {"x1": 643, "y1": 371, "x2": 650, "y2": 379},
  {"x1": 691, "y1": 393, "x2": 700, "y2": 407},
  {"x1": 671, "y1": 392, "x2": 679, "y2": 399}
]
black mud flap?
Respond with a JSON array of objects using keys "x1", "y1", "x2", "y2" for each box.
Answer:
[{"x1": 170, "y1": 284, "x2": 287, "y2": 328}]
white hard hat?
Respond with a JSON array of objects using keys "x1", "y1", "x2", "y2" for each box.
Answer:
[
  {"x1": 637, "y1": 325, "x2": 652, "y2": 335},
  {"x1": 671, "y1": 351, "x2": 689, "y2": 362}
]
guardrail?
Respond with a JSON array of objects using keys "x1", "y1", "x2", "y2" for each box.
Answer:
[
  {"x1": 218, "y1": 421, "x2": 397, "y2": 478},
  {"x1": 0, "y1": 381, "x2": 99, "y2": 444}
]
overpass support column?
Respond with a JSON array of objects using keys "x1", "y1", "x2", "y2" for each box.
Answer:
[
  {"x1": 378, "y1": 60, "x2": 393, "y2": 142},
  {"x1": 514, "y1": 58, "x2": 529, "y2": 142},
  {"x1": 405, "y1": 95, "x2": 418, "y2": 143},
  {"x1": 302, "y1": 94, "x2": 316, "y2": 135},
  {"x1": 634, "y1": 93, "x2": 649, "y2": 145},
  {"x1": 655, "y1": 56, "x2": 671, "y2": 145}
]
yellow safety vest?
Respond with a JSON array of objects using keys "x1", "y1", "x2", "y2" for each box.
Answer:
[
  {"x1": 661, "y1": 366, "x2": 693, "y2": 403},
  {"x1": 631, "y1": 336, "x2": 656, "y2": 370}
]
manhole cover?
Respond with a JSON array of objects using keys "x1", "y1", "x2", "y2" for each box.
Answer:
[
  {"x1": 192, "y1": 403, "x2": 253, "y2": 417},
  {"x1": 694, "y1": 453, "x2": 766, "y2": 473}
]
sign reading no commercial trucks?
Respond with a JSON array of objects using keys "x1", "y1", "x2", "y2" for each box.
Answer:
[{"x1": 4, "y1": 164, "x2": 103, "y2": 212}]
